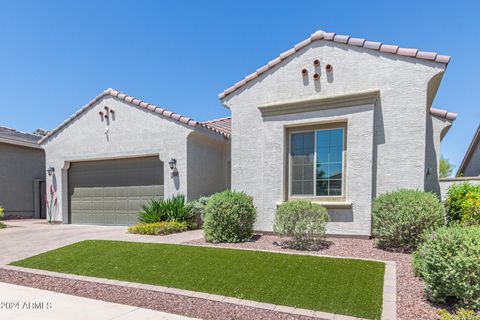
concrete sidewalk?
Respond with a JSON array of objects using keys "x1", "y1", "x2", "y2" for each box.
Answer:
[{"x1": 0, "y1": 282, "x2": 197, "y2": 320}]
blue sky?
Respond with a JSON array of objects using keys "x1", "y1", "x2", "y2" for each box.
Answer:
[{"x1": 0, "y1": 0, "x2": 478, "y2": 168}]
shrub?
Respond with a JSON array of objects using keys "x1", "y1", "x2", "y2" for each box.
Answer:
[
  {"x1": 0, "y1": 206, "x2": 4, "y2": 220},
  {"x1": 274, "y1": 200, "x2": 329, "y2": 249},
  {"x1": 203, "y1": 190, "x2": 256, "y2": 243},
  {"x1": 372, "y1": 189, "x2": 444, "y2": 251},
  {"x1": 138, "y1": 195, "x2": 193, "y2": 224},
  {"x1": 413, "y1": 225, "x2": 480, "y2": 309},
  {"x1": 191, "y1": 196, "x2": 210, "y2": 222},
  {"x1": 445, "y1": 182, "x2": 480, "y2": 224},
  {"x1": 438, "y1": 309, "x2": 479, "y2": 320},
  {"x1": 460, "y1": 191, "x2": 480, "y2": 226},
  {"x1": 128, "y1": 221, "x2": 187, "y2": 235}
]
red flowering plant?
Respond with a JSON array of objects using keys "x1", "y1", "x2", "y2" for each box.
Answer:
[{"x1": 45, "y1": 185, "x2": 58, "y2": 224}]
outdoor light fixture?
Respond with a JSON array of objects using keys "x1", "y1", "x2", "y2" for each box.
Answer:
[
  {"x1": 47, "y1": 166, "x2": 55, "y2": 176},
  {"x1": 168, "y1": 158, "x2": 178, "y2": 178}
]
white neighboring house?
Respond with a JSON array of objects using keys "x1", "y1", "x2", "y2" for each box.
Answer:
[
  {"x1": 219, "y1": 30, "x2": 456, "y2": 236},
  {"x1": 40, "y1": 90, "x2": 231, "y2": 225}
]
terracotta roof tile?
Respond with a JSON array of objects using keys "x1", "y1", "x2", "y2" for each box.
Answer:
[
  {"x1": 200, "y1": 117, "x2": 231, "y2": 138},
  {"x1": 219, "y1": 29, "x2": 451, "y2": 99},
  {"x1": 430, "y1": 107, "x2": 458, "y2": 121},
  {"x1": 39, "y1": 88, "x2": 230, "y2": 144}
]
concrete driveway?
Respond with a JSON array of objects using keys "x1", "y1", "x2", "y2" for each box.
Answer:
[{"x1": 0, "y1": 219, "x2": 203, "y2": 266}]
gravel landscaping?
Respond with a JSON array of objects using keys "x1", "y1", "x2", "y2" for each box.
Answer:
[
  {"x1": 0, "y1": 269, "x2": 315, "y2": 320},
  {"x1": 188, "y1": 235, "x2": 441, "y2": 320}
]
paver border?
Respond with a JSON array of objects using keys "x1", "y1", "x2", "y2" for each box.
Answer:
[{"x1": 2, "y1": 256, "x2": 396, "y2": 320}]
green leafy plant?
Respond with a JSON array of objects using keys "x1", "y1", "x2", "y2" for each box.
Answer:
[
  {"x1": 440, "y1": 156, "x2": 455, "y2": 178},
  {"x1": 128, "y1": 221, "x2": 187, "y2": 235},
  {"x1": 438, "y1": 309, "x2": 479, "y2": 320},
  {"x1": 138, "y1": 195, "x2": 193, "y2": 224},
  {"x1": 413, "y1": 225, "x2": 480, "y2": 309},
  {"x1": 191, "y1": 196, "x2": 210, "y2": 222},
  {"x1": 372, "y1": 189, "x2": 445, "y2": 252},
  {"x1": 203, "y1": 190, "x2": 256, "y2": 243},
  {"x1": 445, "y1": 183, "x2": 480, "y2": 224},
  {"x1": 461, "y1": 191, "x2": 480, "y2": 226},
  {"x1": 274, "y1": 200, "x2": 329, "y2": 249},
  {"x1": 0, "y1": 207, "x2": 4, "y2": 229}
]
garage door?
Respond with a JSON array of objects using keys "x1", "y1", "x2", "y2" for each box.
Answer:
[{"x1": 69, "y1": 157, "x2": 164, "y2": 226}]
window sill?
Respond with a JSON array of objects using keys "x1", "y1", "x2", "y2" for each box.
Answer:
[{"x1": 277, "y1": 201, "x2": 352, "y2": 209}]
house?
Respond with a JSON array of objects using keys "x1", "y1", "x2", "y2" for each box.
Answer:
[
  {"x1": 40, "y1": 90, "x2": 230, "y2": 225},
  {"x1": 219, "y1": 30, "x2": 456, "y2": 236},
  {"x1": 457, "y1": 125, "x2": 480, "y2": 177},
  {"x1": 42, "y1": 29, "x2": 456, "y2": 236},
  {"x1": 0, "y1": 127, "x2": 46, "y2": 219}
]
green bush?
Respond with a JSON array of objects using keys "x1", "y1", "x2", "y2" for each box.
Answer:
[
  {"x1": 191, "y1": 196, "x2": 210, "y2": 222},
  {"x1": 438, "y1": 309, "x2": 479, "y2": 320},
  {"x1": 203, "y1": 190, "x2": 256, "y2": 243},
  {"x1": 0, "y1": 206, "x2": 4, "y2": 220},
  {"x1": 372, "y1": 189, "x2": 445, "y2": 251},
  {"x1": 274, "y1": 200, "x2": 329, "y2": 249},
  {"x1": 128, "y1": 221, "x2": 187, "y2": 235},
  {"x1": 413, "y1": 225, "x2": 480, "y2": 309},
  {"x1": 446, "y1": 183, "x2": 480, "y2": 224},
  {"x1": 138, "y1": 195, "x2": 193, "y2": 224}
]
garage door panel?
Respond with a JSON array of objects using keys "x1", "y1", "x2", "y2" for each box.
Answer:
[{"x1": 69, "y1": 157, "x2": 164, "y2": 226}]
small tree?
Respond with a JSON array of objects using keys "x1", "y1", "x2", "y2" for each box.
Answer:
[{"x1": 439, "y1": 156, "x2": 455, "y2": 178}]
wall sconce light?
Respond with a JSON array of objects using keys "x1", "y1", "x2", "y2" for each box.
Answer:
[
  {"x1": 47, "y1": 166, "x2": 55, "y2": 176},
  {"x1": 426, "y1": 167, "x2": 432, "y2": 176},
  {"x1": 168, "y1": 158, "x2": 178, "y2": 177}
]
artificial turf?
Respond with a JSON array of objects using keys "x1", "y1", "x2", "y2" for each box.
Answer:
[{"x1": 11, "y1": 240, "x2": 385, "y2": 319}]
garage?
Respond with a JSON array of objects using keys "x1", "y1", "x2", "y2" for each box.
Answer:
[{"x1": 68, "y1": 156, "x2": 164, "y2": 226}]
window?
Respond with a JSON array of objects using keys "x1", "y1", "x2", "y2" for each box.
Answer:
[{"x1": 289, "y1": 127, "x2": 345, "y2": 198}]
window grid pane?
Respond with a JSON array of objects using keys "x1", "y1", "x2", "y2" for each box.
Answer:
[
  {"x1": 315, "y1": 129, "x2": 343, "y2": 196},
  {"x1": 290, "y1": 132, "x2": 315, "y2": 195}
]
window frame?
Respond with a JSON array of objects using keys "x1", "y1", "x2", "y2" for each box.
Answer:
[{"x1": 286, "y1": 123, "x2": 347, "y2": 201}]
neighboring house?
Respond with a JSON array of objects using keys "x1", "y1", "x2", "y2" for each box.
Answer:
[
  {"x1": 0, "y1": 127, "x2": 46, "y2": 219},
  {"x1": 457, "y1": 125, "x2": 480, "y2": 177},
  {"x1": 219, "y1": 30, "x2": 456, "y2": 236},
  {"x1": 40, "y1": 90, "x2": 230, "y2": 226}
]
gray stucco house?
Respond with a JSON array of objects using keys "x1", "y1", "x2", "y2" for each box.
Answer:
[
  {"x1": 219, "y1": 30, "x2": 456, "y2": 236},
  {"x1": 457, "y1": 125, "x2": 479, "y2": 177},
  {"x1": 0, "y1": 127, "x2": 46, "y2": 219},
  {"x1": 40, "y1": 90, "x2": 230, "y2": 225},
  {"x1": 42, "y1": 29, "x2": 457, "y2": 236}
]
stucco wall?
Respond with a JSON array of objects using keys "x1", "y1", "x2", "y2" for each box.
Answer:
[
  {"x1": 223, "y1": 39, "x2": 446, "y2": 235},
  {"x1": 462, "y1": 144, "x2": 480, "y2": 177},
  {"x1": 187, "y1": 132, "x2": 230, "y2": 200},
  {"x1": 424, "y1": 116, "x2": 452, "y2": 194},
  {"x1": 0, "y1": 143, "x2": 45, "y2": 217},
  {"x1": 42, "y1": 96, "x2": 227, "y2": 223}
]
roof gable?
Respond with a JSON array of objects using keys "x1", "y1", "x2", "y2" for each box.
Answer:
[
  {"x1": 458, "y1": 125, "x2": 480, "y2": 175},
  {"x1": 219, "y1": 30, "x2": 451, "y2": 99},
  {"x1": 39, "y1": 89, "x2": 230, "y2": 144}
]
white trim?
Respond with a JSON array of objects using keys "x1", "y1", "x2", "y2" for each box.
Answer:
[
  {"x1": 288, "y1": 127, "x2": 346, "y2": 199},
  {"x1": 0, "y1": 137, "x2": 42, "y2": 149},
  {"x1": 258, "y1": 89, "x2": 380, "y2": 117}
]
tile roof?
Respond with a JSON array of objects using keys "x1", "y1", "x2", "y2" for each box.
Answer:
[
  {"x1": 219, "y1": 30, "x2": 451, "y2": 99},
  {"x1": 39, "y1": 88, "x2": 230, "y2": 144},
  {"x1": 457, "y1": 125, "x2": 480, "y2": 176},
  {"x1": 200, "y1": 117, "x2": 231, "y2": 138},
  {"x1": 430, "y1": 107, "x2": 458, "y2": 121},
  {"x1": 0, "y1": 126, "x2": 43, "y2": 147}
]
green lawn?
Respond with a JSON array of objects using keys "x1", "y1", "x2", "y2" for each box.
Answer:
[{"x1": 12, "y1": 240, "x2": 385, "y2": 319}]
